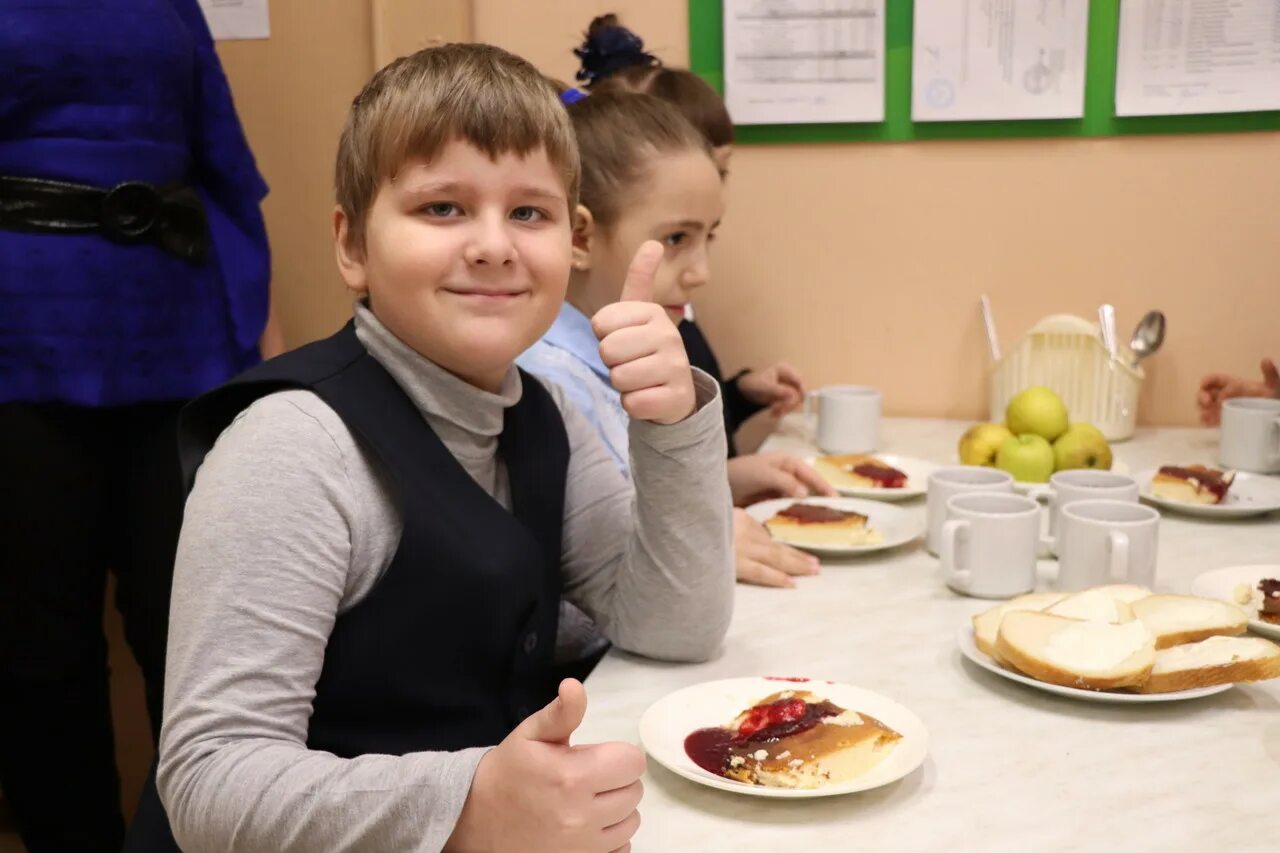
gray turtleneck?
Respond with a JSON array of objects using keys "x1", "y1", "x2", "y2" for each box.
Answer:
[{"x1": 157, "y1": 304, "x2": 733, "y2": 852}]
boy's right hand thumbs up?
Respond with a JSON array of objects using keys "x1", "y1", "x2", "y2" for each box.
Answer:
[{"x1": 447, "y1": 679, "x2": 646, "y2": 853}]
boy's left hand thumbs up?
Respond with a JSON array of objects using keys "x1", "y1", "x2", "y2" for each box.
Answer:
[{"x1": 591, "y1": 241, "x2": 696, "y2": 425}]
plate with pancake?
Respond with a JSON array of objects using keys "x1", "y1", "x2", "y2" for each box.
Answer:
[
  {"x1": 1134, "y1": 467, "x2": 1280, "y2": 519},
  {"x1": 639, "y1": 676, "x2": 928, "y2": 798},
  {"x1": 746, "y1": 497, "x2": 923, "y2": 556},
  {"x1": 1190, "y1": 565, "x2": 1280, "y2": 641},
  {"x1": 806, "y1": 453, "x2": 934, "y2": 501}
]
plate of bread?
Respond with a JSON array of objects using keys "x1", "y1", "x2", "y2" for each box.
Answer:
[
  {"x1": 639, "y1": 677, "x2": 928, "y2": 798},
  {"x1": 806, "y1": 454, "x2": 935, "y2": 501},
  {"x1": 1135, "y1": 465, "x2": 1280, "y2": 518},
  {"x1": 1190, "y1": 564, "x2": 1280, "y2": 641},
  {"x1": 960, "y1": 584, "x2": 1280, "y2": 702},
  {"x1": 746, "y1": 497, "x2": 923, "y2": 556}
]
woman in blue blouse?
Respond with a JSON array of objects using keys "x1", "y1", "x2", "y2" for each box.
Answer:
[{"x1": 0, "y1": 2, "x2": 273, "y2": 848}]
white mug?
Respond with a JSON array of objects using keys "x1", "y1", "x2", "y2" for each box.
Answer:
[
  {"x1": 1051, "y1": 499, "x2": 1159, "y2": 592},
  {"x1": 926, "y1": 466, "x2": 1015, "y2": 556},
  {"x1": 941, "y1": 493, "x2": 1040, "y2": 599},
  {"x1": 1220, "y1": 397, "x2": 1280, "y2": 473},
  {"x1": 804, "y1": 385, "x2": 881, "y2": 454},
  {"x1": 1042, "y1": 470, "x2": 1140, "y2": 554}
]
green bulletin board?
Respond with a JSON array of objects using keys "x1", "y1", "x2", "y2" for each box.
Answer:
[{"x1": 689, "y1": 1, "x2": 1280, "y2": 143}]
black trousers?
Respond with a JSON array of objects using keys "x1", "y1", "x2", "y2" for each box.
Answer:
[{"x1": 0, "y1": 401, "x2": 184, "y2": 853}]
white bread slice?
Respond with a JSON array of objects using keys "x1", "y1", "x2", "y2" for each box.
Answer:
[
  {"x1": 1137, "y1": 636, "x2": 1280, "y2": 694},
  {"x1": 1088, "y1": 584, "x2": 1152, "y2": 604},
  {"x1": 1045, "y1": 589, "x2": 1135, "y2": 624},
  {"x1": 971, "y1": 593, "x2": 1067, "y2": 659},
  {"x1": 996, "y1": 611, "x2": 1155, "y2": 690},
  {"x1": 1131, "y1": 594, "x2": 1248, "y2": 650}
]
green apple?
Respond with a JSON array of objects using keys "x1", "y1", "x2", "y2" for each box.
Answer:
[
  {"x1": 996, "y1": 434, "x2": 1056, "y2": 483},
  {"x1": 958, "y1": 422, "x2": 1015, "y2": 466},
  {"x1": 1053, "y1": 423, "x2": 1113, "y2": 471},
  {"x1": 1005, "y1": 386, "x2": 1069, "y2": 442}
]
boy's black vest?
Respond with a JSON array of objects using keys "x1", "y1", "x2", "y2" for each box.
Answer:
[
  {"x1": 179, "y1": 321, "x2": 569, "y2": 751},
  {"x1": 126, "y1": 321, "x2": 571, "y2": 853}
]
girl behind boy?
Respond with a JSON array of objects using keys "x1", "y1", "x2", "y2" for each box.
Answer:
[
  {"x1": 573, "y1": 14, "x2": 806, "y2": 453},
  {"x1": 520, "y1": 89, "x2": 829, "y2": 589}
]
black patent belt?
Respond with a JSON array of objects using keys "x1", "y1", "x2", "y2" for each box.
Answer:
[{"x1": 0, "y1": 175, "x2": 209, "y2": 263}]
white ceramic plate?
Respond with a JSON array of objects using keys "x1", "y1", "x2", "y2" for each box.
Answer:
[
  {"x1": 1134, "y1": 469, "x2": 1280, "y2": 519},
  {"x1": 746, "y1": 497, "x2": 924, "y2": 556},
  {"x1": 956, "y1": 624, "x2": 1231, "y2": 703},
  {"x1": 1013, "y1": 459, "x2": 1132, "y2": 501},
  {"x1": 638, "y1": 676, "x2": 928, "y2": 799},
  {"x1": 806, "y1": 454, "x2": 936, "y2": 501},
  {"x1": 1190, "y1": 565, "x2": 1280, "y2": 641}
]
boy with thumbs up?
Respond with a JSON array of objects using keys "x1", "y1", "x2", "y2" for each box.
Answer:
[{"x1": 150, "y1": 44, "x2": 732, "y2": 852}]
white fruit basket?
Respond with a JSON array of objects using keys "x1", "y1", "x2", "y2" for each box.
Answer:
[{"x1": 989, "y1": 314, "x2": 1144, "y2": 442}]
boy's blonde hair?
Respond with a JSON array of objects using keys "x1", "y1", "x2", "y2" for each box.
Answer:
[
  {"x1": 568, "y1": 91, "x2": 710, "y2": 228},
  {"x1": 336, "y1": 43, "x2": 580, "y2": 248}
]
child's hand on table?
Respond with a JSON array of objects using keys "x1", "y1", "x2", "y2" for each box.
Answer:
[
  {"x1": 738, "y1": 362, "x2": 805, "y2": 415},
  {"x1": 732, "y1": 508, "x2": 820, "y2": 588},
  {"x1": 1198, "y1": 358, "x2": 1278, "y2": 426},
  {"x1": 726, "y1": 452, "x2": 835, "y2": 507}
]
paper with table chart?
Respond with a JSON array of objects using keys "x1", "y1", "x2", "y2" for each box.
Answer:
[
  {"x1": 911, "y1": 0, "x2": 1090, "y2": 122},
  {"x1": 1115, "y1": 0, "x2": 1280, "y2": 116},
  {"x1": 722, "y1": 0, "x2": 885, "y2": 124},
  {"x1": 197, "y1": 0, "x2": 270, "y2": 41}
]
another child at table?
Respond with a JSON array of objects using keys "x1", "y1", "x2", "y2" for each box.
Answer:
[
  {"x1": 148, "y1": 44, "x2": 733, "y2": 852},
  {"x1": 518, "y1": 88, "x2": 831, "y2": 589},
  {"x1": 1198, "y1": 357, "x2": 1279, "y2": 425},
  {"x1": 569, "y1": 13, "x2": 806, "y2": 456}
]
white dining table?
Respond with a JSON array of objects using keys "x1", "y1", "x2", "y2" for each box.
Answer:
[{"x1": 575, "y1": 416, "x2": 1280, "y2": 853}]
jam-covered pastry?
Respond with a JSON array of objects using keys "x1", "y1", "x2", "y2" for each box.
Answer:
[
  {"x1": 684, "y1": 690, "x2": 902, "y2": 789},
  {"x1": 1236, "y1": 578, "x2": 1280, "y2": 625},
  {"x1": 814, "y1": 454, "x2": 908, "y2": 490},
  {"x1": 1260, "y1": 579, "x2": 1280, "y2": 625},
  {"x1": 1151, "y1": 465, "x2": 1234, "y2": 505},
  {"x1": 764, "y1": 503, "x2": 882, "y2": 547}
]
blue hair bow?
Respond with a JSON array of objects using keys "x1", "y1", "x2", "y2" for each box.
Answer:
[
  {"x1": 574, "y1": 23, "x2": 657, "y2": 86},
  {"x1": 560, "y1": 88, "x2": 587, "y2": 106}
]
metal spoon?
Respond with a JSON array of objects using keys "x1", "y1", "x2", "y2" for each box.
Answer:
[
  {"x1": 1127, "y1": 310, "x2": 1166, "y2": 367},
  {"x1": 1098, "y1": 304, "x2": 1118, "y2": 361},
  {"x1": 980, "y1": 294, "x2": 1001, "y2": 361}
]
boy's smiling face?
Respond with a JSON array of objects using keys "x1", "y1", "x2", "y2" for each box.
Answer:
[{"x1": 334, "y1": 140, "x2": 572, "y2": 391}]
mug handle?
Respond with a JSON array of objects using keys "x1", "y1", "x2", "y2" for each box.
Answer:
[
  {"x1": 1269, "y1": 417, "x2": 1280, "y2": 467},
  {"x1": 941, "y1": 519, "x2": 971, "y2": 591},
  {"x1": 803, "y1": 390, "x2": 819, "y2": 420},
  {"x1": 1039, "y1": 487, "x2": 1057, "y2": 554},
  {"x1": 1107, "y1": 530, "x2": 1131, "y2": 582}
]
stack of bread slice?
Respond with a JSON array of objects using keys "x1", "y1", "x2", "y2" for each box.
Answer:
[{"x1": 972, "y1": 585, "x2": 1280, "y2": 693}]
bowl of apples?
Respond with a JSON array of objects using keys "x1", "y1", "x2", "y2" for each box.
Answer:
[{"x1": 958, "y1": 387, "x2": 1119, "y2": 499}]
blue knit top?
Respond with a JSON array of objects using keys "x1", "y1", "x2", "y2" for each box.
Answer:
[{"x1": 0, "y1": 0, "x2": 270, "y2": 405}]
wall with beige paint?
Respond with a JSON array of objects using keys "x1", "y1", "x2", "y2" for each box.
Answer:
[
  {"x1": 476, "y1": 0, "x2": 1280, "y2": 427},
  {"x1": 210, "y1": 0, "x2": 1276, "y2": 428}
]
